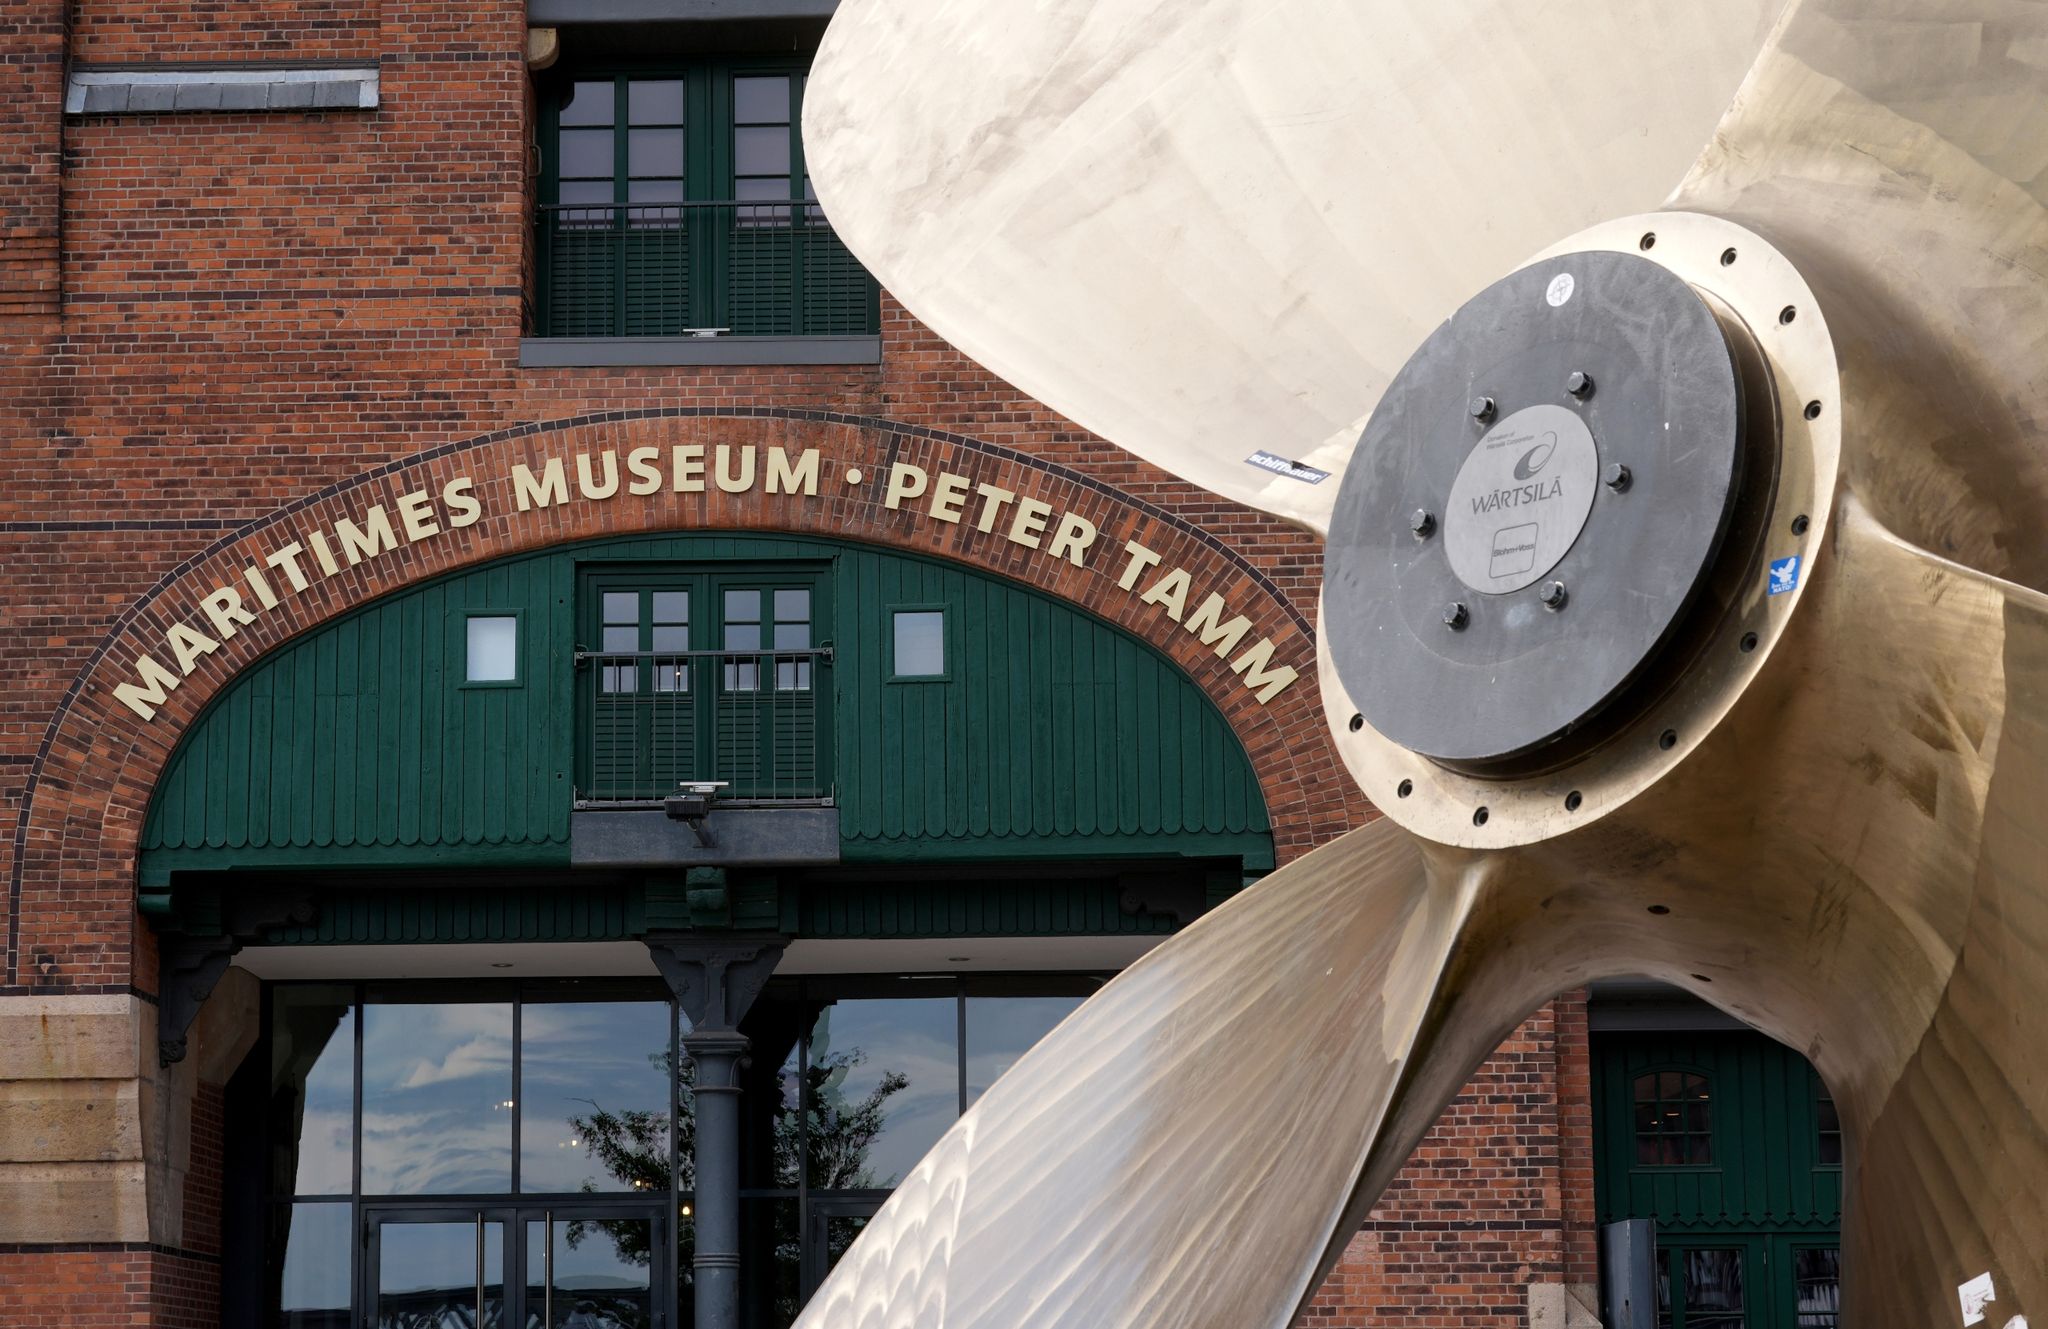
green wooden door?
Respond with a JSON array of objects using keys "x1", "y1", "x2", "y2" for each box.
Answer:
[
  {"x1": 709, "y1": 577, "x2": 829, "y2": 800},
  {"x1": 1595, "y1": 1032, "x2": 1843, "y2": 1329},
  {"x1": 585, "y1": 577, "x2": 699, "y2": 803}
]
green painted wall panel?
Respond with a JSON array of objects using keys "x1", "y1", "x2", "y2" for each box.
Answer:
[
  {"x1": 1592, "y1": 1031, "x2": 1841, "y2": 1236},
  {"x1": 142, "y1": 533, "x2": 1271, "y2": 875}
]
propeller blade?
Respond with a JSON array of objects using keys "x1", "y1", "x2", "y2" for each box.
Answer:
[
  {"x1": 804, "y1": 0, "x2": 1783, "y2": 530},
  {"x1": 790, "y1": 818, "x2": 1515, "y2": 1329},
  {"x1": 1483, "y1": 498, "x2": 2048, "y2": 1328},
  {"x1": 1669, "y1": 0, "x2": 2048, "y2": 590},
  {"x1": 1827, "y1": 518, "x2": 2048, "y2": 1326}
]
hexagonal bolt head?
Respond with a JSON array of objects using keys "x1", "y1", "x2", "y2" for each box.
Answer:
[
  {"x1": 1410, "y1": 509, "x2": 1436, "y2": 539},
  {"x1": 1539, "y1": 580, "x2": 1569, "y2": 610},
  {"x1": 1603, "y1": 462, "x2": 1632, "y2": 492},
  {"x1": 1468, "y1": 395, "x2": 1496, "y2": 423},
  {"x1": 1443, "y1": 602, "x2": 1470, "y2": 630},
  {"x1": 1566, "y1": 371, "x2": 1595, "y2": 398}
]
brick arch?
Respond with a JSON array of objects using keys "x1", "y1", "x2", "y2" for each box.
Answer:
[{"x1": 5, "y1": 410, "x2": 1366, "y2": 990}]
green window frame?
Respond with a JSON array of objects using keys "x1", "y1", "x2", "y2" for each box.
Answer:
[
  {"x1": 886, "y1": 604, "x2": 949, "y2": 682},
  {"x1": 460, "y1": 609, "x2": 524, "y2": 689},
  {"x1": 536, "y1": 64, "x2": 879, "y2": 338}
]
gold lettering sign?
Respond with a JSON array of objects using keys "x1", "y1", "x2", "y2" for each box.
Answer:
[{"x1": 114, "y1": 448, "x2": 1299, "y2": 720}]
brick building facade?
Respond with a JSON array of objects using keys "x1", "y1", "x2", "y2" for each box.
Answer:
[{"x1": 2, "y1": 2, "x2": 1643, "y2": 1326}]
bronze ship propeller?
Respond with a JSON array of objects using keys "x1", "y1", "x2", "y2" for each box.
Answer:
[{"x1": 795, "y1": 0, "x2": 2048, "y2": 1324}]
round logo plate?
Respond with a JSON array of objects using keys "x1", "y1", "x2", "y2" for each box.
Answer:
[{"x1": 1443, "y1": 404, "x2": 1598, "y2": 594}]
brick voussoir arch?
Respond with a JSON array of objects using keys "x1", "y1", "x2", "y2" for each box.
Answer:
[{"x1": 6, "y1": 409, "x2": 1362, "y2": 990}]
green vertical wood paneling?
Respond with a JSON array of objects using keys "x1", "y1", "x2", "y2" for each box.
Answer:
[
  {"x1": 829, "y1": 539, "x2": 1268, "y2": 861},
  {"x1": 141, "y1": 533, "x2": 1272, "y2": 874},
  {"x1": 1592, "y1": 1030, "x2": 1842, "y2": 1235}
]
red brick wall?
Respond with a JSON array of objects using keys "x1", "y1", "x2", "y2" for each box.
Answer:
[
  {"x1": 1298, "y1": 995, "x2": 1601, "y2": 1327},
  {"x1": 0, "y1": 1248, "x2": 217, "y2": 1328},
  {"x1": 0, "y1": 0, "x2": 1593, "y2": 1323},
  {"x1": 0, "y1": 0, "x2": 62, "y2": 318}
]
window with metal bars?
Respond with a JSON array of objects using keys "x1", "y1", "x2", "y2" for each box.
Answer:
[
  {"x1": 536, "y1": 67, "x2": 879, "y2": 339},
  {"x1": 579, "y1": 570, "x2": 832, "y2": 805}
]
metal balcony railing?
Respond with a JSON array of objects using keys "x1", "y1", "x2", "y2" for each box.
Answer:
[
  {"x1": 576, "y1": 647, "x2": 833, "y2": 807},
  {"x1": 535, "y1": 200, "x2": 880, "y2": 338}
]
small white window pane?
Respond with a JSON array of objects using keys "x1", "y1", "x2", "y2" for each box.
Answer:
[
  {"x1": 560, "y1": 81, "x2": 614, "y2": 127},
  {"x1": 894, "y1": 611, "x2": 945, "y2": 677},
  {"x1": 559, "y1": 180, "x2": 614, "y2": 208},
  {"x1": 652, "y1": 591, "x2": 690, "y2": 623},
  {"x1": 627, "y1": 79, "x2": 685, "y2": 125},
  {"x1": 773, "y1": 622, "x2": 810, "y2": 650},
  {"x1": 773, "y1": 588, "x2": 809, "y2": 622},
  {"x1": 602, "y1": 625, "x2": 638, "y2": 654},
  {"x1": 735, "y1": 126, "x2": 791, "y2": 177},
  {"x1": 603, "y1": 592, "x2": 638, "y2": 624},
  {"x1": 725, "y1": 589, "x2": 760, "y2": 621},
  {"x1": 558, "y1": 129, "x2": 614, "y2": 180},
  {"x1": 627, "y1": 178, "x2": 685, "y2": 205},
  {"x1": 733, "y1": 76, "x2": 790, "y2": 125},
  {"x1": 651, "y1": 625, "x2": 689, "y2": 653},
  {"x1": 726, "y1": 623, "x2": 761, "y2": 651},
  {"x1": 467, "y1": 617, "x2": 518, "y2": 683},
  {"x1": 627, "y1": 128, "x2": 684, "y2": 179}
]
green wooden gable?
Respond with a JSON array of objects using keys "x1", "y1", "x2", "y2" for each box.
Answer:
[{"x1": 140, "y1": 533, "x2": 1273, "y2": 881}]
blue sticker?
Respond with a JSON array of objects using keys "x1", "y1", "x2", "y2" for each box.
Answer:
[{"x1": 1768, "y1": 554, "x2": 1802, "y2": 595}]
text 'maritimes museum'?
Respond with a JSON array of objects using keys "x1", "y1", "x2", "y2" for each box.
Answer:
[{"x1": 0, "y1": 2, "x2": 1843, "y2": 1326}]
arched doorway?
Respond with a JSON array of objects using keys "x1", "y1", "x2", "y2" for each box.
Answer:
[{"x1": 140, "y1": 531, "x2": 1276, "y2": 1329}]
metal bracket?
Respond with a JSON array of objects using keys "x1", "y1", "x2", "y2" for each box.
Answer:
[
  {"x1": 157, "y1": 936, "x2": 237, "y2": 1067},
  {"x1": 152, "y1": 888, "x2": 318, "y2": 1066},
  {"x1": 645, "y1": 933, "x2": 787, "y2": 1035},
  {"x1": 664, "y1": 781, "x2": 728, "y2": 847}
]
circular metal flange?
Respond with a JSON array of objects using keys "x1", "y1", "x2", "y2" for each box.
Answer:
[
  {"x1": 1320, "y1": 213, "x2": 1841, "y2": 849},
  {"x1": 1325, "y1": 249, "x2": 1744, "y2": 766}
]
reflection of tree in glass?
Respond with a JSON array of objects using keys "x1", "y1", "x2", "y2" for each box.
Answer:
[
  {"x1": 563, "y1": 1051, "x2": 686, "y2": 1270},
  {"x1": 802, "y1": 1048, "x2": 908, "y2": 1190},
  {"x1": 567, "y1": 1045, "x2": 906, "y2": 1323}
]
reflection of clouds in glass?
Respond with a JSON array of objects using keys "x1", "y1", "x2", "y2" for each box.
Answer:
[
  {"x1": 395, "y1": 1033, "x2": 514, "y2": 1089},
  {"x1": 965, "y1": 996, "x2": 1083, "y2": 1104},
  {"x1": 290, "y1": 1107, "x2": 354, "y2": 1194},
  {"x1": 278, "y1": 1202, "x2": 351, "y2": 1311},
  {"x1": 811, "y1": 999, "x2": 958, "y2": 1188},
  {"x1": 362, "y1": 1107, "x2": 514, "y2": 1194},
  {"x1": 378, "y1": 1219, "x2": 503, "y2": 1296},
  {"x1": 520, "y1": 1001, "x2": 671, "y2": 1194},
  {"x1": 272, "y1": 990, "x2": 355, "y2": 1197},
  {"x1": 362, "y1": 1002, "x2": 513, "y2": 1194}
]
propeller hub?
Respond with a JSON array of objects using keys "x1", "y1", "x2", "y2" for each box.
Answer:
[{"x1": 1325, "y1": 250, "x2": 1746, "y2": 770}]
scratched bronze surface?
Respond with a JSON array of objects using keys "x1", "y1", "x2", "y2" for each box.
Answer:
[{"x1": 801, "y1": 2, "x2": 2048, "y2": 1324}]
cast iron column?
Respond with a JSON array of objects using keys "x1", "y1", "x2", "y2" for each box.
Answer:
[
  {"x1": 646, "y1": 934, "x2": 786, "y2": 1329},
  {"x1": 682, "y1": 1026, "x2": 750, "y2": 1329}
]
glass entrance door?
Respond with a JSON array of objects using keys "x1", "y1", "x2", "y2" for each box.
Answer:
[
  {"x1": 523, "y1": 1209, "x2": 661, "y2": 1329},
  {"x1": 367, "y1": 1206, "x2": 663, "y2": 1329},
  {"x1": 368, "y1": 1210, "x2": 509, "y2": 1329}
]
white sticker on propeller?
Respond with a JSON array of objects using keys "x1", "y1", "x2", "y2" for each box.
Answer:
[
  {"x1": 1961, "y1": 1272, "x2": 1996, "y2": 1326},
  {"x1": 1545, "y1": 272, "x2": 1576, "y2": 307}
]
